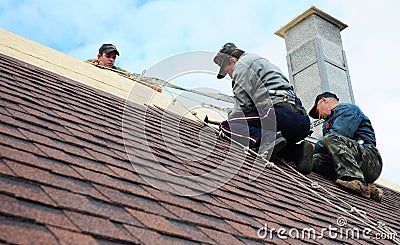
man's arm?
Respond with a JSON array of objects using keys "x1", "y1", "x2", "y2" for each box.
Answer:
[
  {"x1": 326, "y1": 105, "x2": 362, "y2": 139},
  {"x1": 315, "y1": 104, "x2": 362, "y2": 153},
  {"x1": 229, "y1": 65, "x2": 256, "y2": 118}
]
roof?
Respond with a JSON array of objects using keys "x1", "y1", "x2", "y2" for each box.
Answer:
[{"x1": 0, "y1": 40, "x2": 400, "y2": 244}]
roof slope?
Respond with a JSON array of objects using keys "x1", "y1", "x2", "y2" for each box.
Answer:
[
  {"x1": 0, "y1": 28, "x2": 224, "y2": 124},
  {"x1": 0, "y1": 53, "x2": 399, "y2": 244}
]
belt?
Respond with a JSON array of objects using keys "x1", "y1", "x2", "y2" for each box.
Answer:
[{"x1": 274, "y1": 101, "x2": 307, "y2": 116}]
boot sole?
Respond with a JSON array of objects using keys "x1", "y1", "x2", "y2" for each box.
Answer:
[
  {"x1": 336, "y1": 179, "x2": 370, "y2": 199},
  {"x1": 258, "y1": 136, "x2": 287, "y2": 158},
  {"x1": 272, "y1": 137, "x2": 287, "y2": 155},
  {"x1": 295, "y1": 142, "x2": 314, "y2": 175}
]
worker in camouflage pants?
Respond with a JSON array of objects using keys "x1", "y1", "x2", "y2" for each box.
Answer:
[{"x1": 309, "y1": 92, "x2": 383, "y2": 202}]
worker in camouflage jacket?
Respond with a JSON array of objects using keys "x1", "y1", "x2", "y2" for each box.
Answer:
[
  {"x1": 213, "y1": 43, "x2": 313, "y2": 174},
  {"x1": 309, "y1": 92, "x2": 383, "y2": 202}
]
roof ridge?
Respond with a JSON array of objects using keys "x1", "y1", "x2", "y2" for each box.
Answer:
[{"x1": 0, "y1": 28, "x2": 225, "y2": 123}]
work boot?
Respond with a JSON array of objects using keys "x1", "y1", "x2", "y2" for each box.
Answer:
[
  {"x1": 293, "y1": 141, "x2": 314, "y2": 175},
  {"x1": 335, "y1": 179, "x2": 370, "y2": 199},
  {"x1": 258, "y1": 133, "x2": 287, "y2": 159},
  {"x1": 368, "y1": 183, "x2": 383, "y2": 202}
]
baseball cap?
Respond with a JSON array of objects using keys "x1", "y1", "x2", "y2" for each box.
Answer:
[
  {"x1": 99, "y1": 44, "x2": 119, "y2": 56},
  {"x1": 213, "y1": 42, "x2": 237, "y2": 79},
  {"x1": 309, "y1": 92, "x2": 339, "y2": 119}
]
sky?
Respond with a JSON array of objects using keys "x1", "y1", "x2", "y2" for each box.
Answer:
[{"x1": 0, "y1": 0, "x2": 399, "y2": 185}]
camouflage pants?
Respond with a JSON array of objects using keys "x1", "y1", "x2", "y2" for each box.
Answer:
[{"x1": 312, "y1": 134, "x2": 382, "y2": 183}]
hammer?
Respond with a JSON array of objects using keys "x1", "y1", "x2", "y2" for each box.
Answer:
[{"x1": 204, "y1": 115, "x2": 220, "y2": 125}]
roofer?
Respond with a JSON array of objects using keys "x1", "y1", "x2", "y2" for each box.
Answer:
[
  {"x1": 309, "y1": 92, "x2": 383, "y2": 202},
  {"x1": 87, "y1": 43, "x2": 162, "y2": 92},
  {"x1": 87, "y1": 43, "x2": 127, "y2": 71},
  {"x1": 213, "y1": 42, "x2": 313, "y2": 174}
]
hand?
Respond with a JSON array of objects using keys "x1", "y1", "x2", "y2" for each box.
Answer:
[{"x1": 150, "y1": 84, "x2": 162, "y2": 93}]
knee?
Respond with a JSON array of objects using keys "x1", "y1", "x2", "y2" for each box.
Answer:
[
  {"x1": 321, "y1": 134, "x2": 349, "y2": 153},
  {"x1": 321, "y1": 134, "x2": 340, "y2": 147},
  {"x1": 312, "y1": 153, "x2": 336, "y2": 181},
  {"x1": 312, "y1": 153, "x2": 321, "y2": 167},
  {"x1": 312, "y1": 153, "x2": 326, "y2": 166}
]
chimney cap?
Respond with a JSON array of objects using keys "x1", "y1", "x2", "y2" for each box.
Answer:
[{"x1": 275, "y1": 6, "x2": 348, "y2": 38}]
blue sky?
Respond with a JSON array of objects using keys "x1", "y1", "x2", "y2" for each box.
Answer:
[{"x1": 1, "y1": 0, "x2": 399, "y2": 185}]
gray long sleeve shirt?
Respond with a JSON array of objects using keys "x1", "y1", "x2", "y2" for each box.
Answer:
[{"x1": 229, "y1": 53, "x2": 294, "y2": 118}]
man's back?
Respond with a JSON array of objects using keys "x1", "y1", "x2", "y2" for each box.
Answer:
[{"x1": 322, "y1": 103, "x2": 376, "y2": 146}]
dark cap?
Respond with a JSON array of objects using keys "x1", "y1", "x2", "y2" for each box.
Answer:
[
  {"x1": 99, "y1": 44, "x2": 119, "y2": 56},
  {"x1": 213, "y1": 42, "x2": 237, "y2": 79},
  {"x1": 309, "y1": 92, "x2": 339, "y2": 119}
]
